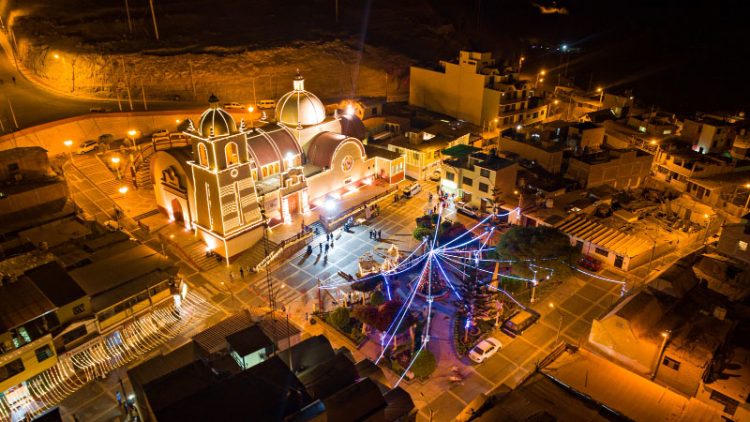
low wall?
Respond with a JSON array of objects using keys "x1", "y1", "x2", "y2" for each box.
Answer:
[{"x1": 0, "y1": 109, "x2": 209, "y2": 155}]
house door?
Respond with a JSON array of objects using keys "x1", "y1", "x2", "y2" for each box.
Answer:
[
  {"x1": 171, "y1": 198, "x2": 184, "y2": 223},
  {"x1": 614, "y1": 255, "x2": 624, "y2": 269},
  {"x1": 287, "y1": 193, "x2": 299, "y2": 214}
]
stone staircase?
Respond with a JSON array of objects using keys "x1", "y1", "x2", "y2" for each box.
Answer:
[
  {"x1": 72, "y1": 155, "x2": 119, "y2": 196},
  {"x1": 134, "y1": 155, "x2": 153, "y2": 187},
  {"x1": 246, "y1": 237, "x2": 280, "y2": 271}
]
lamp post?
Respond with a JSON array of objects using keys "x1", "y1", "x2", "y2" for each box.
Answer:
[
  {"x1": 518, "y1": 56, "x2": 525, "y2": 74},
  {"x1": 651, "y1": 330, "x2": 670, "y2": 380},
  {"x1": 596, "y1": 87, "x2": 604, "y2": 105},
  {"x1": 64, "y1": 139, "x2": 74, "y2": 160},
  {"x1": 535, "y1": 70, "x2": 545, "y2": 89},
  {"x1": 530, "y1": 270, "x2": 538, "y2": 303},
  {"x1": 742, "y1": 183, "x2": 750, "y2": 217},
  {"x1": 111, "y1": 156, "x2": 122, "y2": 179}
]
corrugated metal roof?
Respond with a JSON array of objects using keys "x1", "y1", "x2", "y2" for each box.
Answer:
[{"x1": 555, "y1": 215, "x2": 652, "y2": 257}]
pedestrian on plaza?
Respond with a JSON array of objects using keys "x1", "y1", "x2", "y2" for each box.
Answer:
[
  {"x1": 11, "y1": 76, "x2": 15, "y2": 85},
  {"x1": 239, "y1": 267, "x2": 244, "y2": 278},
  {"x1": 331, "y1": 238, "x2": 334, "y2": 248},
  {"x1": 433, "y1": 205, "x2": 437, "y2": 213},
  {"x1": 319, "y1": 242, "x2": 323, "y2": 253},
  {"x1": 116, "y1": 391, "x2": 123, "y2": 407},
  {"x1": 325, "y1": 243, "x2": 329, "y2": 255},
  {"x1": 378, "y1": 230, "x2": 382, "y2": 240}
]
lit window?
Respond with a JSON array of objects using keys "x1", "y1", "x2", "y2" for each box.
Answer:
[
  {"x1": 225, "y1": 142, "x2": 239, "y2": 166},
  {"x1": 739, "y1": 241, "x2": 748, "y2": 252},
  {"x1": 198, "y1": 143, "x2": 208, "y2": 167}
]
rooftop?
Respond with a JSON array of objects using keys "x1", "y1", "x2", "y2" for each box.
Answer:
[
  {"x1": 24, "y1": 261, "x2": 86, "y2": 307},
  {"x1": 0, "y1": 277, "x2": 56, "y2": 332},
  {"x1": 226, "y1": 325, "x2": 273, "y2": 356},
  {"x1": 364, "y1": 144, "x2": 402, "y2": 161},
  {"x1": 442, "y1": 144, "x2": 481, "y2": 158}
]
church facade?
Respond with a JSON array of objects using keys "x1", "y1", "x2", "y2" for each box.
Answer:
[{"x1": 151, "y1": 74, "x2": 404, "y2": 260}]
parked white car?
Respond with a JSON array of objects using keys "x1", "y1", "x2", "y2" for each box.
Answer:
[
  {"x1": 402, "y1": 183, "x2": 422, "y2": 198},
  {"x1": 468, "y1": 337, "x2": 502, "y2": 363},
  {"x1": 76, "y1": 140, "x2": 98, "y2": 154},
  {"x1": 152, "y1": 129, "x2": 169, "y2": 138},
  {"x1": 223, "y1": 102, "x2": 244, "y2": 110},
  {"x1": 456, "y1": 201, "x2": 480, "y2": 218},
  {"x1": 257, "y1": 99, "x2": 276, "y2": 109}
]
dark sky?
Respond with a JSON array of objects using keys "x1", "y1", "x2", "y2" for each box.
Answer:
[{"x1": 429, "y1": 0, "x2": 750, "y2": 114}]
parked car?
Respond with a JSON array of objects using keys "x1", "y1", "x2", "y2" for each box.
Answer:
[
  {"x1": 257, "y1": 99, "x2": 276, "y2": 109},
  {"x1": 76, "y1": 140, "x2": 98, "y2": 154},
  {"x1": 456, "y1": 201, "x2": 480, "y2": 218},
  {"x1": 103, "y1": 220, "x2": 121, "y2": 231},
  {"x1": 578, "y1": 255, "x2": 602, "y2": 272},
  {"x1": 223, "y1": 102, "x2": 244, "y2": 110},
  {"x1": 89, "y1": 107, "x2": 110, "y2": 113},
  {"x1": 502, "y1": 309, "x2": 540, "y2": 337},
  {"x1": 429, "y1": 170, "x2": 441, "y2": 181},
  {"x1": 402, "y1": 183, "x2": 422, "y2": 198},
  {"x1": 468, "y1": 337, "x2": 503, "y2": 363}
]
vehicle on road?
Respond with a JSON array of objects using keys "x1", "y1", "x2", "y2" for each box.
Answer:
[
  {"x1": 456, "y1": 201, "x2": 480, "y2": 218},
  {"x1": 151, "y1": 130, "x2": 169, "y2": 141},
  {"x1": 502, "y1": 309, "x2": 540, "y2": 337},
  {"x1": 223, "y1": 102, "x2": 244, "y2": 110},
  {"x1": 402, "y1": 183, "x2": 422, "y2": 198},
  {"x1": 89, "y1": 107, "x2": 110, "y2": 113},
  {"x1": 578, "y1": 255, "x2": 602, "y2": 272},
  {"x1": 468, "y1": 337, "x2": 503, "y2": 363},
  {"x1": 429, "y1": 170, "x2": 441, "y2": 181},
  {"x1": 257, "y1": 100, "x2": 276, "y2": 109},
  {"x1": 76, "y1": 140, "x2": 98, "y2": 154}
]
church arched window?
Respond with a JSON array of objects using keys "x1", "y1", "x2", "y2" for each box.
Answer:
[
  {"x1": 198, "y1": 143, "x2": 208, "y2": 167},
  {"x1": 225, "y1": 142, "x2": 239, "y2": 166}
]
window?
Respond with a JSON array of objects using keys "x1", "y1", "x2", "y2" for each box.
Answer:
[
  {"x1": 225, "y1": 142, "x2": 239, "y2": 166},
  {"x1": 0, "y1": 359, "x2": 25, "y2": 382},
  {"x1": 446, "y1": 172, "x2": 455, "y2": 181},
  {"x1": 62, "y1": 326, "x2": 88, "y2": 344},
  {"x1": 662, "y1": 357, "x2": 681, "y2": 371},
  {"x1": 462, "y1": 177, "x2": 473, "y2": 186},
  {"x1": 480, "y1": 169, "x2": 490, "y2": 178},
  {"x1": 73, "y1": 304, "x2": 85, "y2": 315},
  {"x1": 594, "y1": 247, "x2": 609, "y2": 257},
  {"x1": 739, "y1": 241, "x2": 748, "y2": 252},
  {"x1": 35, "y1": 345, "x2": 54, "y2": 363},
  {"x1": 478, "y1": 182, "x2": 489, "y2": 193},
  {"x1": 197, "y1": 143, "x2": 208, "y2": 167}
]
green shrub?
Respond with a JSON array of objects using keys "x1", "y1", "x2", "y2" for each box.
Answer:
[
  {"x1": 328, "y1": 307, "x2": 350, "y2": 330},
  {"x1": 410, "y1": 349, "x2": 437, "y2": 379},
  {"x1": 370, "y1": 290, "x2": 385, "y2": 306}
]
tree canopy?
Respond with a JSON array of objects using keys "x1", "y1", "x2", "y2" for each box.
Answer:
[{"x1": 494, "y1": 226, "x2": 579, "y2": 278}]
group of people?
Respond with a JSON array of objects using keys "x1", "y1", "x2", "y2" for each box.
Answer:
[
  {"x1": 369, "y1": 229, "x2": 382, "y2": 240},
  {"x1": 319, "y1": 231, "x2": 336, "y2": 255}
]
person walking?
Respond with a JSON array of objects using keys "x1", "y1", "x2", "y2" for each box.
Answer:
[
  {"x1": 319, "y1": 242, "x2": 323, "y2": 253},
  {"x1": 378, "y1": 230, "x2": 382, "y2": 240},
  {"x1": 325, "y1": 243, "x2": 329, "y2": 255},
  {"x1": 11, "y1": 76, "x2": 16, "y2": 85},
  {"x1": 239, "y1": 267, "x2": 244, "y2": 278}
]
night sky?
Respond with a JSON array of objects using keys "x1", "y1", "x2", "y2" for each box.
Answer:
[{"x1": 432, "y1": 0, "x2": 750, "y2": 114}]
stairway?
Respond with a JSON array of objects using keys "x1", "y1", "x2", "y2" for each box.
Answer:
[
  {"x1": 182, "y1": 239, "x2": 222, "y2": 272},
  {"x1": 72, "y1": 154, "x2": 119, "y2": 196},
  {"x1": 134, "y1": 155, "x2": 153, "y2": 188},
  {"x1": 246, "y1": 237, "x2": 280, "y2": 271}
]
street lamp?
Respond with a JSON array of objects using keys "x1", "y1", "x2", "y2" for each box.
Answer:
[
  {"x1": 596, "y1": 87, "x2": 604, "y2": 104},
  {"x1": 118, "y1": 186, "x2": 129, "y2": 195},
  {"x1": 651, "y1": 330, "x2": 671, "y2": 379},
  {"x1": 518, "y1": 56, "x2": 525, "y2": 73},
  {"x1": 535, "y1": 70, "x2": 546, "y2": 88},
  {"x1": 64, "y1": 139, "x2": 73, "y2": 159},
  {"x1": 111, "y1": 156, "x2": 122, "y2": 179},
  {"x1": 247, "y1": 106, "x2": 254, "y2": 113}
]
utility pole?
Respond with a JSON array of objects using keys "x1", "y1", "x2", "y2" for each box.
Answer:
[
  {"x1": 140, "y1": 79, "x2": 148, "y2": 110},
  {"x1": 189, "y1": 61, "x2": 197, "y2": 99},
  {"x1": 384, "y1": 71, "x2": 388, "y2": 102},
  {"x1": 335, "y1": 0, "x2": 339, "y2": 23},
  {"x1": 116, "y1": 89, "x2": 123, "y2": 111},
  {"x1": 124, "y1": 0, "x2": 133, "y2": 33},
  {"x1": 252, "y1": 77, "x2": 257, "y2": 107},
  {"x1": 148, "y1": 0, "x2": 160, "y2": 41},
  {"x1": 6, "y1": 98, "x2": 18, "y2": 129}
]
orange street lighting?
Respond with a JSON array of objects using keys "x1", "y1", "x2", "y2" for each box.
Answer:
[
  {"x1": 118, "y1": 186, "x2": 129, "y2": 194},
  {"x1": 704, "y1": 213, "x2": 710, "y2": 219},
  {"x1": 52, "y1": 53, "x2": 60, "y2": 60},
  {"x1": 596, "y1": 87, "x2": 602, "y2": 92},
  {"x1": 63, "y1": 139, "x2": 73, "y2": 147},
  {"x1": 127, "y1": 129, "x2": 137, "y2": 137},
  {"x1": 745, "y1": 183, "x2": 750, "y2": 189},
  {"x1": 111, "y1": 156, "x2": 121, "y2": 164},
  {"x1": 553, "y1": 100, "x2": 559, "y2": 105},
  {"x1": 548, "y1": 302, "x2": 555, "y2": 309},
  {"x1": 540, "y1": 70, "x2": 546, "y2": 75},
  {"x1": 247, "y1": 106, "x2": 255, "y2": 113},
  {"x1": 650, "y1": 139, "x2": 657, "y2": 145},
  {"x1": 175, "y1": 119, "x2": 181, "y2": 124}
]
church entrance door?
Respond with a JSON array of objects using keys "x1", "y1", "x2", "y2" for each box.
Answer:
[{"x1": 171, "y1": 198, "x2": 184, "y2": 223}]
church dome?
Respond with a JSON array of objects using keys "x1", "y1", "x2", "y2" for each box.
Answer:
[
  {"x1": 198, "y1": 95, "x2": 238, "y2": 138},
  {"x1": 276, "y1": 73, "x2": 326, "y2": 128}
]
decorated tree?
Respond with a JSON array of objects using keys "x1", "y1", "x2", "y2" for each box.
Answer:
[
  {"x1": 494, "y1": 226, "x2": 579, "y2": 279},
  {"x1": 328, "y1": 306, "x2": 350, "y2": 330},
  {"x1": 453, "y1": 260, "x2": 495, "y2": 336}
]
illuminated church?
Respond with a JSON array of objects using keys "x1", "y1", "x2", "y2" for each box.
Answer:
[{"x1": 151, "y1": 73, "x2": 404, "y2": 260}]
